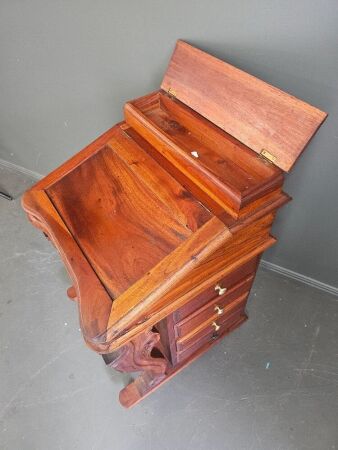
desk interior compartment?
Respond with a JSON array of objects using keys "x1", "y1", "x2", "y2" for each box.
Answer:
[{"x1": 125, "y1": 90, "x2": 284, "y2": 217}]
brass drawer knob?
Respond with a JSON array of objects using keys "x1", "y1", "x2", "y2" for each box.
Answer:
[
  {"x1": 215, "y1": 284, "x2": 227, "y2": 295},
  {"x1": 212, "y1": 321, "x2": 221, "y2": 332},
  {"x1": 214, "y1": 305, "x2": 224, "y2": 315}
]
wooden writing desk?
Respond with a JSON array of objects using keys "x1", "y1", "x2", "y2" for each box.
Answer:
[{"x1": 22, "y1": 41, "x2": 327, "y2": 407}]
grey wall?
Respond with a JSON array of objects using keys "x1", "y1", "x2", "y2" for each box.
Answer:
[{"x1": 0, "y1": 0, "x2": 337, "y2": 287}]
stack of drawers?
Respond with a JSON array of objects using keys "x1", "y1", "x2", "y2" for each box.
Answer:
[{"x1": 164, "y1": 258, "x2": 259, "y2": 364}]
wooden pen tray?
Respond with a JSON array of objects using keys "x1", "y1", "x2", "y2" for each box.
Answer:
[{"x1": 125, "y1": 90, "x2": 283, "y2": 217}]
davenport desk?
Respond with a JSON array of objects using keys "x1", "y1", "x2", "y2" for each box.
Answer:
[{"x1": 22, "y1": 41, "x2": 327, "y2": 408}]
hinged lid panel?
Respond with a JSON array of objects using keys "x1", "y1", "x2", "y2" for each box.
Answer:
[{"x1": 161, "y1": 40, "x2": 327, "y2": 172}]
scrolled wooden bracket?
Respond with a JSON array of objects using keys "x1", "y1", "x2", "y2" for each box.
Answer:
[{"x1": 103, "y1": 329, "x2": 168, "y2": 408}]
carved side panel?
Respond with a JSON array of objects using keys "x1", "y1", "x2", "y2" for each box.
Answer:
[{"x1": 103, "y1": 329, "x2": 168, "y2": 407}]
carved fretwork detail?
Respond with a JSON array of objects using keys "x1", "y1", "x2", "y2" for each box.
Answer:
[{"x1": 103, "y1": 329, "x2": 168, "y2": 407}]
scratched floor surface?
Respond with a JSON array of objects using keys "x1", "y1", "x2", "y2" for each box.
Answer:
[{"x1": 0, "y1": 197, "x2": 337, "y2": 450}]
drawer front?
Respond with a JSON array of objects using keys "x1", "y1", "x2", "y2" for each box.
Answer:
[
  {"x1": 173, "y1": 257, "x2": 258, "y2": 323},
  {"x1": 176, "y1": 299, "x2": 247, "y2": 362},
  {"x1": 174, "y1": 274, "x2": 253, "y2": 339},
  {"x1": 176, "y1": 294, "x2": 248, "y2": 353}
]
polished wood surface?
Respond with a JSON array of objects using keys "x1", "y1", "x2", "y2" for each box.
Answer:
[
  {"x1": 47, "y1": 126, "x2": 211, "y2": 299},
  {"x1": 173, "y1": 276, "x2": 254, "y2": 338},
  {"x1": 22, "y1": 189, "x2": 113, "y2": 348},
  {"x1": 125, "y1": 90, "x2": 283, "y2": 216},
  {"x1": 23, "y1": 123, "x2": 229, "y2": 351},
  {"x1": 22, "y1": 40, "x2": 327, "y2": 407},
  {"x1": 172, "y1": 257, "x2": 258, "y2": 322},
  {"x1": 176, "y1": 293, "x2": 248, "y2": 351},
  {"x1": 162, "y1": 40, "x2": 327, "y2": 172}
]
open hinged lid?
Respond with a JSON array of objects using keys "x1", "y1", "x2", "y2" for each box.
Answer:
[{"x1": 161, "y1": 40, "x2": 327, "y2": 172}]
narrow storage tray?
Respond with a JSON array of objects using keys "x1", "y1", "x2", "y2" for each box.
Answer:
[{"x1": 125, "y1": 90, "x2": 283, "y2": 217}]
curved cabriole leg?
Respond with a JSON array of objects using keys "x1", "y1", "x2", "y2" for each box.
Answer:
[{"x1": 103, "y1": 329, "x2": 168, "y2": 408}]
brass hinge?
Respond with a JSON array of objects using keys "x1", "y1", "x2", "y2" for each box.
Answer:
[
  {"x1": 260, "y1": 149, "x2": 277, "y2": 164},
  {"x1": 167, "y1": 87, "x2": 177, "y2": 98}
]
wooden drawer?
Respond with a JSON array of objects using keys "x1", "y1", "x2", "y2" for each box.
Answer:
[
  {"x1": 176, "y1": 296, "x2": 247, "y2": 362},
  {"x1": 173, "y1": 257, "x2": 257, "y2": 323},
  {"x1": 174, "y1": 274, "x2": 253, "y2": 339},
  {"x1": 176, "y1": 294, "x2": 248, "y2": 352}
]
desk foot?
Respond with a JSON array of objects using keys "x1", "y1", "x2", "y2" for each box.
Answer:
[
  {"x1": 106, "y1": 314, "x2": 247, "y2": 407},
  {"x1": 66, "y1": 286, "x2": 78, "y2": 301},
  {"x1": 103, "y1": 329, "x2": 168, "y2": 408}
]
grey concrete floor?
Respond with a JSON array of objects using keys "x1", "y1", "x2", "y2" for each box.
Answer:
[{"x1": 0, "y1": 197, "x2": 337, "y2": 450}]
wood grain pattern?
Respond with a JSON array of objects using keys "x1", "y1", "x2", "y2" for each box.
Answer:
[
  {"x1": 175, "y1": 303, "x2": 247, "y2": 360},
  {"x1": 47, "y1": 128, "x2": 211, "y2": 299},
  {"x1": 173, "y1": 276, "x2": 254, "y2": 339},
  {"x1": 21, "y1": 40, "x2": 327, "y2": 407},
  {"x1": 125, "y1": 91, "x2": 284, "y2": 215},
  {"x1": 105, "y1": 217, "x2": 275, "y2": 351},
  {"x1": 109, "y1": 127, "x2": 211, "y2": 232},
  {"x1": 22, "y1": 152, "x2": 278, "y2": 353},
  {"x1": 176, "y1": 293, "x2": 248, "y2": 349},
  {"x1": 106, "y1": 216, "x2": 231, "y2": 343},
  {"x1": 173, "y1": 257, "x2": 258, "y2": 322},
  {"x1": 124, "y1": 125, "x2": 290, "y2": 227},
  {"x1": 23, "y1": 123, "x2": 218, "y2": 352},
  {"x1": 151, "y1": 213, "x2": 274, "y2": 314},
  {"x1": 161, "y1": 40, "x2": 327, "y2": 171},
  {"x1": 124, "y1": 125, "x2": 226, "y2": 218},
  {"x1": 22, "y1": 190, "x2": 113, "y2": 351}
]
